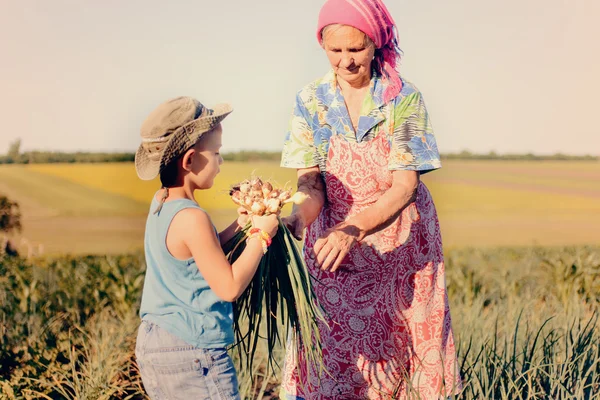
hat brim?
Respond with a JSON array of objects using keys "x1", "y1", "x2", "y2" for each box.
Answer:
[{"x1": 135, "y1": 103, "x2": 233, "y2": 181}]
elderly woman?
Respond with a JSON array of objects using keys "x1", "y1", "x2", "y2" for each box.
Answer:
[{"x1": 280, "y1": 0, "x2": 461, "y2": 398}]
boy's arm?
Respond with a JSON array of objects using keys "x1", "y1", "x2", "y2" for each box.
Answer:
[
  {"x1": 218, "y1": 207, "x2": 248, "y2": 246},
  {"x1": 218, "y1": 220, "x2": 243, "y2": 246},
  {"x1": 181, "y1": 208, "x2": 264, "y2": 302}
]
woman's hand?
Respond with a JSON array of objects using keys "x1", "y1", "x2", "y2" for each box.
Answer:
[
  {"x1": 313, "y1": 224, "x2": 360, "y2": 272},
  {"x1": 282, "y1": 213, "x2": 306, "y2": 240}
]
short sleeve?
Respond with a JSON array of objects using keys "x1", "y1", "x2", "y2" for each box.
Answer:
[
  {"x1": 280, "y1": 92, "x2": 318, "y2": 169},
  {"x1": 388, "y1": 90, "x2": 442, "y2": 173}
]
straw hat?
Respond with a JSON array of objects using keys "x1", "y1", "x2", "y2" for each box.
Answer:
[{"x1": 134, "y1": 96, "x2": 232, "y2": 180}]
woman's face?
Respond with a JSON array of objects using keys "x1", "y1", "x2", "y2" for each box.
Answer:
[{"x1": 322, "y1": 25, "x2": 375, "y2": 86}]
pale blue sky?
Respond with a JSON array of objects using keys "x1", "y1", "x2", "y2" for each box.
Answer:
[{"x1": 1, "y1": 0, "x2": 598, "y2": 155}]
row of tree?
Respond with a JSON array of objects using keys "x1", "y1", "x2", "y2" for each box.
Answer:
[
  {"x1": 1, "y1": 140, "x2": 597, "y2": 164},
  {"x1": 1, "y1": 139, "x2": 136, "y2": 164},
  {"x1": 441, "y1": 150, "x2": 599, "y2": 161}
]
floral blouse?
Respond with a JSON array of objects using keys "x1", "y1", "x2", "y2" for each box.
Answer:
[{"x1": 281, "y1": 70, "x2": 442, "y2": 174}]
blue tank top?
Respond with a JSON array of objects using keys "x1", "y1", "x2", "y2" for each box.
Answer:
[{"x1": 139, "y1": 196, "x2": 234, "y2": 348}]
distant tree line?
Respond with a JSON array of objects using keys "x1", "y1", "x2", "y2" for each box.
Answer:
[
  {"x1": 0, "y1": 139, "x2": 135, "y2": 164},
  {"x1": 221, "y1": 151, "x2": 282, "y2": 162},
  {"x1": 0, "y1": 139, "x2": 597, "y2": 164},
  {"x1": 440, "y1": 150, "x2": 599, "y2": 161},
  {"x1": 0, "y1": 151, "x2": 136, "y2": 164}
]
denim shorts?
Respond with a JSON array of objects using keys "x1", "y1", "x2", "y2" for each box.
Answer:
[{"x1": 135, "y1": 320, "x2": 240, "y2": 400}]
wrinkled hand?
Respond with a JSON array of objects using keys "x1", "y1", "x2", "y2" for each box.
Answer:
[
  {"x1": 313, "y1": 225, "x2": 360, "y2": 272},
  {"x1": 282, "y1": 213, "x2": 306, "y2": 240}
]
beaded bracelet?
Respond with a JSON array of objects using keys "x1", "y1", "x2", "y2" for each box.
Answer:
[
  {"x1": 247, "y1": 234, "x2": 268, "y2": 255},
  {"x1": 246, "y1": 228, "x2": 272, "y2": 255},
  {"x1": 248, "y1": 228, "x2": 272, "y2": 245}
]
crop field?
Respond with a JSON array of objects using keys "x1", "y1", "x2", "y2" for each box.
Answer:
[
  {"x1": 0, "y1": 160, "x2": 598, "y2": 254},
  {"x1": 1, "y1": 246, "x2": 598, "y2": 399}
]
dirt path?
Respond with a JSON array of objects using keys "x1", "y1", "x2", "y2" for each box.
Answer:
[{"x1": 0, "y1": 180, "x2": 58, "y2": 218}]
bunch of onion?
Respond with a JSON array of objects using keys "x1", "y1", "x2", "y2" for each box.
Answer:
[{"x1": 223, "y1": 177, "x2": 326, "y2": 376}]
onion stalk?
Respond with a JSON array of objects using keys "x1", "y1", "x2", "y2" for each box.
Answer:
[{"x1": 223, "y1": 178, "x2": 326, "y2": 377}]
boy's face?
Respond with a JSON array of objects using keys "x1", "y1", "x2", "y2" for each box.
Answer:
[{"x1": 190, "y1": 124, "x2": 223, "y2": 190}]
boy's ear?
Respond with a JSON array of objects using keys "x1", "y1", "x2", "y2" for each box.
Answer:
[{"x1": 181, "y1": 148, "x2": 196, "y2": 172}]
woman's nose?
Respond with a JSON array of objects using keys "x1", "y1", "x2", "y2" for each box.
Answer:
[{"x1": 339, "y1": 53, "x2": 354, "y2": 68}]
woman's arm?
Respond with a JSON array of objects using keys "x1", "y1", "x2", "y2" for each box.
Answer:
[
  {"x1": 282, "y1": 166, "x2": 326, "y2": 239},
  {"x1": 314, "y1": 170, "x2": 419, "y2": 272}
]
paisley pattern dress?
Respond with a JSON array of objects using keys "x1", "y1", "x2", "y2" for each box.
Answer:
[{"x1": 280, "y1": 71, "x2": 460, "y2": 399}]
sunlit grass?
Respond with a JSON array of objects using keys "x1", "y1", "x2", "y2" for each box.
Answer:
[
  {"x1": 0, "y1": 165, "x2": 146, "y2": 216},
  {"x1": 25, "y1": 162, "x2": 298, "y2": 211},
  {"x1": 1, "y1": 160, "x2": 598, "y2": 251}
]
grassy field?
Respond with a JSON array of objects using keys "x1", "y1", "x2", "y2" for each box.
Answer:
[
  {"x1": 1, "y1": 246, "x2": 598, "y2": 399},
  {"x1": 0, "y1": 160, "x2": 599, "y2": 254}
]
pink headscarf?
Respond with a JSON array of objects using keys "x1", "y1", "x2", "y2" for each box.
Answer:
[{"x1": 317, "y1": 0, "x2": 403, "y2": 103}]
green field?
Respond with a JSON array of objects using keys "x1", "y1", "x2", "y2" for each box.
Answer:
[
  {"x1": 0, "y1": 160, "x2": 599, "y2": 254},
  {"x1": 2, "y1": 247, "x2": 599, "y2": 399}
]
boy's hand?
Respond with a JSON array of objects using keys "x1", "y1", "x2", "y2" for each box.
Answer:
[
  {"x1": 251, "y1": 214, "x2": 279, "y2": 238},
  {"x1": 236, "y1": 207, "x2": 250, "y2": 228}
]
